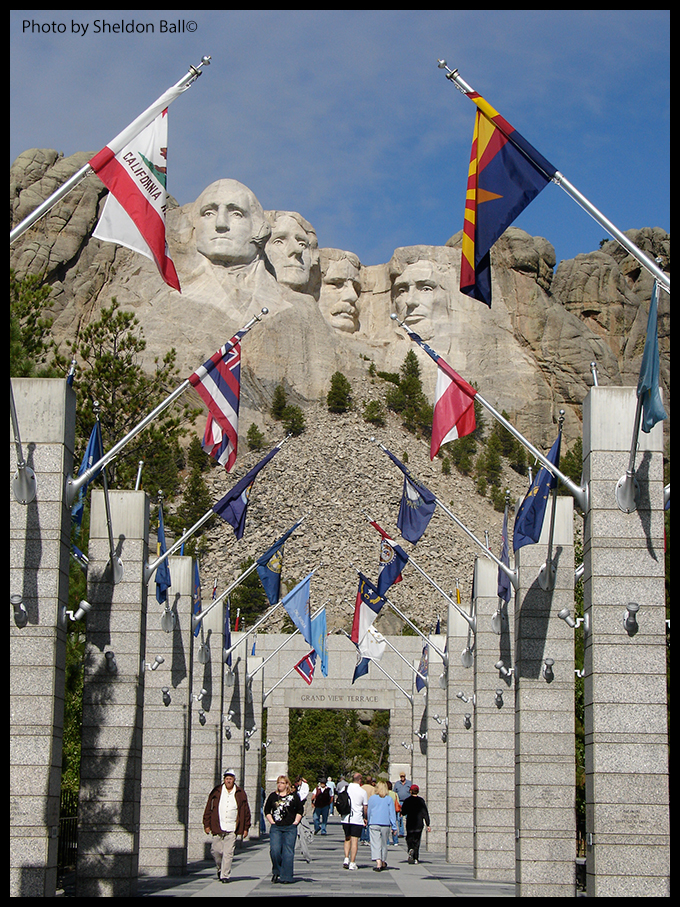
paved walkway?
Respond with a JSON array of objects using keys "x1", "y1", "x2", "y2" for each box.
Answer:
[{"x1": 135, "y1": 816, "x2": 516, "y2": 898}]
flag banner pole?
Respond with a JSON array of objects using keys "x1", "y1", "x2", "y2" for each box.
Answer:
[
  {"x1": 341, "y1": 631, "x2": 415, "y2": 702},
  {"x1": 10, "y1": 380, "x2": 37, "y2": 504},
  {"x1": 614, "y1": 394, "x2": 643, "y2": 514},
  {"x1": 10, "y1": 56, "x2": 211, "y2": 245},
  {"x1": 437, "y1": 60, "x2": 670, "y2": 294},
  {"x1": 65, "y1": 308, "x2": 268, "y2": 506},
  {"x1": 392, "y1": 318, "x2": 588, "y2": 512},
  {"x1": 223, "y1": 565, "x2": 320, "y2": 664},
  {"x1": 351, "y1": 564, "x2": 447, "y2": 661},
  {"x1": 191, "y1": 562, "x2": 259, "y2": 629},
  {"x1": 251, "y1": 604, "x2": 326, "y2": 684},
  {"x1": 375, "y1": 439, "x2": 519, "y2": 589},
  {"x1": 362, "y1": 512, "x2": 477, "y2": 631},
  {"x1": 95, "y1": 407, "x2": 124, "y2": 585},
  {"x1": 538, "y1": 413, "x2": 565, "y2": 589}
]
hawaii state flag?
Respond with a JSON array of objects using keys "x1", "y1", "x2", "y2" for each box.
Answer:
[
  {"x1": 461, "y1": 92, "x2": 557, "y2": 307},
  {"x1": 189, "y1": 331, "x2": 246, "y2": 472},
  {"x1": 90, "y1": 109, "x2": 180, "y2": 291}
]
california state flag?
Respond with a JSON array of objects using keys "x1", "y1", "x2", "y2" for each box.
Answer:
[{"x1": 90, "y1": 109, "x2": 180, "y2": 291}]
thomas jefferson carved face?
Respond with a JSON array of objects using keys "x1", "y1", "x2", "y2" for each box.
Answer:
[
  {"x1": 266, "y1": 213, "x2": 317, "y2": 291},
  {"x1": 319, "y1": 257, "x2": 361, "y2": 333},
  {"x1": 193, "y1": 180, "x2": 269, "y2": 268},
  {"x1": 391, "y1": 261, "x2": 445, "y2": 340}
]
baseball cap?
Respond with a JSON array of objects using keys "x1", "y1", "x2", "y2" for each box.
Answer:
[
  {"x1": 223, "y1": 769, "x2": 236, "y2": 777},
  {"x1": 409, "y1": 784, "x2": 419, "y2": 793}
]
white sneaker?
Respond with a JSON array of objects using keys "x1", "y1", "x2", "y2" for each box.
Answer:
[
  {"x1": 349, "y1": 862, "x2": 358, "y2": 871},
  {"x1": 343, "y1": 858, "x2": 350, "y2": 869}
]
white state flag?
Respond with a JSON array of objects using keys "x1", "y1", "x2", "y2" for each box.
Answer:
[
  {"x1": 90, "y1": 109, "x2": 180, "y2": 291},
  {"x1": 358, "y1": 626, "x2": 387, "y2": 662}
]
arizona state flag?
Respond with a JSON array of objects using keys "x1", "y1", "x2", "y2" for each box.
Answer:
[{"x1": 461, "y1": 92, "x2": 557, "y2": 307}]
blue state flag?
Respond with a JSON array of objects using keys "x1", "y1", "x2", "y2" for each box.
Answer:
[
  {"x1": 155, "y1": 501, "x2": 171, "y2": 604},
  {"x1": 281, "y1": 573, "x2": 313, "y2": 647},
  {"x1": 637, "y1": 282, "x2": 667, "y2": 433},
  {"x1": 71, "y1": 421, "x2": 103, "y2": 530},
  {"x1": 192, "y1": 560, "x2": 202, "y2": 638},
  {"x1": 311, "y1": 608, "x2": 329, "y2": 677},
  {"x1": 513, "y1": 432, "x2": 561, "y2": 552},
  {"x1": 383, "y1": 448, "x2": 436, "y2": 544},
  {"x1": 256, "y1": 521, "x2": 301, "y2": 605},
  {"x1": 212, "y1": 446, "x2": 279, "y2": 539}
]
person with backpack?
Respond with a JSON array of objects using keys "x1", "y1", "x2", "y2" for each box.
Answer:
[
  {"x1": 312, "y1": 779, "x2": 332, "y2": 835},
  {"x1": 340, "y1": 773, "x2": 368, "y2": 870}
]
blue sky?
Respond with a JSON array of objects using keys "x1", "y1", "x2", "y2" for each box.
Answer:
[{"x1": 10, "y1": 10, "x2": 669, "y2": 269}]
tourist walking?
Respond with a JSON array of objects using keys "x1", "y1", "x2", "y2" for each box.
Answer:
[
  {"x1": 367, "y1": 780, "x2": 397, "y2": 872},
  {"x1": 202, "y1": 769, "x2": 251, "y2": 883},
  {"x1": 400, "y1": 784, "x2": 431, "y2": 864},
  {"x1": 341, "y1": 772, "x2": 368, "y2": 870},
  {"x1": 264, "y1": 775, "x2": 305, "y2": 884},
  {"x1": 312, "y1": 779, "x2": 332, "y2": 834},
  {"x1": 393, "y1": 771, "x2": 411, "y2": 837}
]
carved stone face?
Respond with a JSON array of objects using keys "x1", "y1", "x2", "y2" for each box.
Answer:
[
  {"x1": 267, "y1": 214, "x2": 316, "y2": 290},
  {"x1": 319, "y1": 259, "x2": 361, "y2": 333},
  {"x1": 391, "y1": 261, "x2": 445, "y2": 340},
  {"x1": 193, "y1": 180, "x2": 268, "y2": 267}
]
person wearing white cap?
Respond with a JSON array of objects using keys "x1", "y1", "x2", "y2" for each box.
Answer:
[{"x1": 203, "y1": 769, "x2": 252, "y2": 882}]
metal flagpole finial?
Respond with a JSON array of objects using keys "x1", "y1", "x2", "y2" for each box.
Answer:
[{"x1": 188, "y1": 55, "x2": 211, "y2": 82}]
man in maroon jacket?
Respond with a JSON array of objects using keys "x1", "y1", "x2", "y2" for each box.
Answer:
[{"x1": 203, "y1": 769, "x2": 252, "y2": 882}]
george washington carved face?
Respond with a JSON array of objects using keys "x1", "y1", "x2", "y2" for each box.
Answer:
[{"x1": 193, "y1": 179, "x2": 270, "y2": 268}]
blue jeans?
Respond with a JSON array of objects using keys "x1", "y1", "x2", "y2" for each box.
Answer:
[
  {"x1": 269, "y1": 823, "x2": 297, "y2": 882},
  {"x1": 313, "y1": 806, "x2": 330, "y2": 834}
]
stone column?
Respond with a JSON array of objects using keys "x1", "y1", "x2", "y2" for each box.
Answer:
[
  {"x1": 425, "y1": 632, "x2": 448, "y2": 851},
  {"x1": 446, "y1": 599, "x2": 475, "y2": 864},
  {"x1": 10, "y1": 379, "x2": 75, "y2": 898},
  {"x1": 582, "y1": 387, "x2": 669, "y2": 897},
  {"x1": 243, "y1": 652, "x2": 264, "y2": 839},
  {"x1": 473, "y1": 555, "x2": 515, "y2": 882},
  {"x1": 76, "y1": 489, "x2": 150, "y2": 897},
  {"x1": 187, "y1": 583, "x2": 224, "y2": 862},
  {"x1": 514, "y1": 494, "x2": 575, "y2": 897},
  {"x1": 138, "y1": 555, "x2": 194, "y2": 876}
]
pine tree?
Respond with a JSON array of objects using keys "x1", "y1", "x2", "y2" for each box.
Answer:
[{"x1": 327, "y1": 371, "x2": 353, "y2": 413}]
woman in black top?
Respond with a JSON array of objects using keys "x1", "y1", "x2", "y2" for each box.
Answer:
[{"x1": 264, "y1": 775, "x2": 304, "y2": 883}]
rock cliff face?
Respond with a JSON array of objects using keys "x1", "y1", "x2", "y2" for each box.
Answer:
[{"x1": 10, "y1": 149, "x2": 670, "y2": 633}]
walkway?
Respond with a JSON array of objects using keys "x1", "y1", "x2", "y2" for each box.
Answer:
[{"x1": 135, "y1": 816, "x2": 516, "y2": 898}]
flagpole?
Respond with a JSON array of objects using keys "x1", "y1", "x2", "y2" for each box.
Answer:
[
  {"x1": 65, "y1": 308, "x2": 268, "y2": 506},
  {"x1": 222, "y1": 565, "x2": 320, "y2": 664},
  {"x1": 437, "y1": 60, "x2": 670, "y2": 295},
  {"x1": 352, "y1": 564, "x2": 447, "y2": 661},
  {"x1": 249, "y1": 603, "x2": 327, "y2": 681},
  {"x1": 538, "y1": 412, "x2": 565, "y2": 589},
  {"x1": 391, "y1": 317, "x2": 588, "y2": 512},
  {"x1": 10, "y1": 56, "x2": 211, "y2": 245},
  {"x1": 375, "y1": 440, "x2": 520, "y2": 589},
  {"x1": 363, "y1": 511, "x2": 480, "y2": 629},
  {"x1": 94, "y1": 402, "x2": 124, "y2": 584},
  {"x1": 10, "y1": 380, "x2": 37, "y2": 504}
]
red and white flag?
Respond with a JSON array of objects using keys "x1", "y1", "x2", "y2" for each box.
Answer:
[
  {"x1": 430, "y1": 357, "x2": 477, "y2": 459},
  {"x1": 189, "y1": 332, "x2": 245, "y2": 472},
  {"x1": 90, "y1": 109, "x2": 180, "y2": 291}
]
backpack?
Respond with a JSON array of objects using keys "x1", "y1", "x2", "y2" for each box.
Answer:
[{"x1": 335, "y1": 788, "x2": 351, "y2": 817}]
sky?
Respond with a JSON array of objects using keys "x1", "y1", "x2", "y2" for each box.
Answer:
[{"x1": 10, "y1": 10, "x2": 670, "y2": 269}]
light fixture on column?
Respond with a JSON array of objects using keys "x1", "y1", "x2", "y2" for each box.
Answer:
[
  {"x1": 495, "y1": 689, "x2": 504, "y2": 708},
  {"x1": 104, "y1": 651, "x2": 118, "y2": 674},
  {"x1": 456, "y1": 690, "x2": 475, "y2": 706},
  {"x1": 401, "y1": 741, "x2": 413, "y2": 751},
  {"x1": 415, "y1": 731, "x2": 427, "y2": 741},
  {"x1": 198, "y1": 709, "x2": 207, "y2": 725},
  {"x1": 193, "y1": 688, "x2": 207, "y2": 703},
  {"x1": 161, "y1": 687, "x2": 171, "y2": 706},
  {"x1": 160, "y1": 604, "x2": 175, "y2": 633},
  {"x1": 495, "y1": 660, "x2": 514, "y2": 679},
  {"x1": 143, "y1": 655, "x2": 165, "y2": 672},
  {"x1": 623, "y1": 602, "x2": 640, "y2": 637},
  {"x1": 433, "y1": 714, "x2": 448, "y2": 743},
  {"x1": 66, "y1": 599, "x2": 93, "y2": 622},
  {"x1": 197, "y1": 641, "x2": 211, "y2": 664},
  {"x1": 543, "y1": 658, "x2": 555, "y2": 683},
  {"x1": 11, "y1": 594, "x2": 28, "y2": 628},
  {"x1": 558, "y1": 608, "x2": 585, "y2": 630},
  {"x1": 464, "y1": 714, "x2": 472, "y2": 730},
  {"x1": 263, "y1": 739, "x2": 272, "y2": 749}
]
